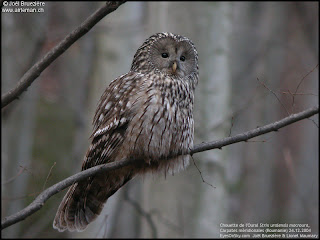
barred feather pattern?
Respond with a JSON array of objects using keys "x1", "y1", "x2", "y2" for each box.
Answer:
[{"x1": 53, "y1": 32, "x2": 199, "y2": 232}]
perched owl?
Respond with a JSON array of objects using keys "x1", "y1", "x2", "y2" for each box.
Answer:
[{"x1": 53, "y1": 32, "x2": 199, "y2": 232}]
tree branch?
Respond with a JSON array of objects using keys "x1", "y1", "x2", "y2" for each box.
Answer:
[
  {"x1": 1, "y1": 157, "x2": 135, "y2": 230},
  {"x1": 1, "y1": 106, "x2": 318, "y2": 230},
  {"x1": 1, "y1": 1, "x2": 126, "y2": 108},
  {"x1": 191, "y1": 106, "x2": 319, "y2": 154}
]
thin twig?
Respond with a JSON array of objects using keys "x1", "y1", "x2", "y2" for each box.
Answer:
[
  {"x1": 281, "y1": 90, "x2": 317, "y2": 97},
  {"x1": 1, "y1": 1, "x2": 126, "y2": 108},
  {"x1": 228, "y1": 116, "x2": 234, "y2": 137},
  {"x1": 308, "y1": 118, "x2": 319, "y2": 128},
  {"x1": 42, "y1": 162, "x2": 56, "y2": 190},
  {"x1": 1, "y1": 105, "x2": 318, "y2": 230},
  {"x1": 2, "y1": 166, "x2": 26, "y2": 185},
  {"x1": 257, "y1": 77, "x2": 290, "y2": 116},
  {"x1": 291, "y1": 64, "x2": 319, "y2": 112},
  {"x1": 191, "y1": 155, "x2": 215, "y2": 189},
  {"x1": 293, "y1": 63, "x2": 319, "y2": 103}
]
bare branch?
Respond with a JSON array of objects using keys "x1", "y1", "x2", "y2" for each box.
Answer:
[
  {"x1": 1, "y1": 106, "x2": 318, "y2": 230},
  {"x1": 191, "y1": 106, "x2": 318, "y2": 154},
  {"x1": 1, "y1": 1, "x2": 126, "y2": 108}
]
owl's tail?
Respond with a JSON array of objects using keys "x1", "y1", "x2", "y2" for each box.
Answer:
[{"x1": 53, "y1": 171, "x2": 133, "y2": 232}]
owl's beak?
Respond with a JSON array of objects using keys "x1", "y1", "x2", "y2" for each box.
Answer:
[{"x1": 172, "y1": 61, "x2": 177, "y2": 73}]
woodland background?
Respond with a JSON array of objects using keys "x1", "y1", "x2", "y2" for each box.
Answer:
[{"x1": 1, "y1": 1, "x2": 318, "y2": 238}]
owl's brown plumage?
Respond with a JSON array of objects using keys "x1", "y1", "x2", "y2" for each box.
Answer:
[{"x1": 53, "y1": 32, "x2": 199, "y2": 232}]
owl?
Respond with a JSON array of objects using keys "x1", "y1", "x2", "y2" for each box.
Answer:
[{"x1": 53, "y1": 32, "x2": 199, "y2": 232}]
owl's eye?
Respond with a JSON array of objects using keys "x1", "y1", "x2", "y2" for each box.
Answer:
[
  {"x1": 180, "y1": 56, "x2": 186, "y2": 61},
  {"x1": 161, "y1": 53, "x2": 169, "y2": 58}
]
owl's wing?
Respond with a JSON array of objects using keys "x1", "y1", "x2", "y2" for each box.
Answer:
[{"x1": 81, "y1": 72, "x2": 142, "y2": 170}]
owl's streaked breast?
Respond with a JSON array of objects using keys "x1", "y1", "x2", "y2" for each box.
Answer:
[{"x1": 120, "y1": 72, "x2": 195, "y2": 173}]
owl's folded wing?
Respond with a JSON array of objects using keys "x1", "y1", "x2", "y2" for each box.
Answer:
[{"x1": 81, "y1": 72, "x2": 143, "y2": 170}]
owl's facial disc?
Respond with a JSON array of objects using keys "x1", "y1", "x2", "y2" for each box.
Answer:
[{"x1": 149, "y1": 38, "x2": 196, "y2": 78}]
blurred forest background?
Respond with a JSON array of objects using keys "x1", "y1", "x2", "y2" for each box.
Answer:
[{"x1": 1, "y1": 1, "x2": 318, "y2": 238}]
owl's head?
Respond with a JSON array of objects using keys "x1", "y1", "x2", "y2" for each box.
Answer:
[{"x1": 131, "y1": 32, "x2": 199, "y2": 80}]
